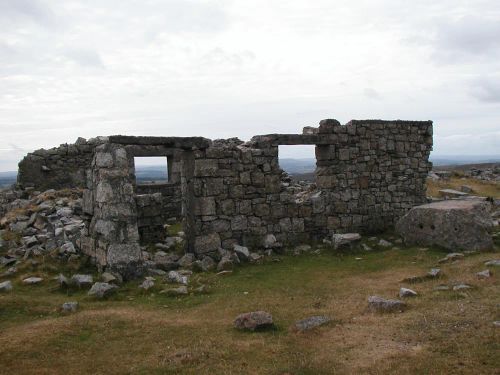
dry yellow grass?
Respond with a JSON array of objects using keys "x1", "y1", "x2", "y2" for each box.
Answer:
[
  {"x1": 427, "y1": 177, "x2": 500, "y2": 199},
  {"x1": 0, "y1": 244, "x2": 499, "y2": 374}
]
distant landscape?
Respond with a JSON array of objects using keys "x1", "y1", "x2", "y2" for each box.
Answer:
[{"x1": 1, "y1": 155, "x2": 499, "y2": 188}]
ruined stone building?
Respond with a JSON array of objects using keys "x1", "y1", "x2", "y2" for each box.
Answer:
[{"x1": 17, "y1": 119, "x2": 433, "y2": 273}]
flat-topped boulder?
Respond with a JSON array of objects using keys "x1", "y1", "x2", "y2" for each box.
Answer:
[{"x1": 396, "y1": 200, "x2": 494, "y2": 251}]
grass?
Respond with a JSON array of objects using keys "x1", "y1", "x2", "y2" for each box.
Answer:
[
  {"x1": 426, "y1": 177, "x2": 500, "y2": 199},
  {"x1": 0, "y1": 243, "x2": 499, "y2": 375}
]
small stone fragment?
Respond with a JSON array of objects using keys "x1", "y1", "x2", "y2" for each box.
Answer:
[
  {"x1": 438, "y1": 252, "x2": 464, "y2": 263},
  {"x1": 294, "y1": 316, "x2": 331, "y2": 332},
  {"x1": 167, "y1": 270, "x2": 188, "y2": 285},
  {"x1": 453, "y1": 283, "x2": 472, "y2": 291},
  {"x1": 23, "y1": 277, "x2": 43, "y2": 285},
  {"x1": 57, "y1": 273, "x2": 69, "y2": 287},
  {"x1": 88, "y1": 282, "x2": 118, "y2": 298},
  {"x1": 163, "y1": 285, "x2": 188, "y2": 296},
  {"x1": 234, "y1": 311, "x2": 274, "y2": 331},
  {"x1": 139, "y1": 277, "x2": 155, "y2": 290},
  {"x1": 217, "y1": 257, "x2": 233, "y2": 272},
  {"x1": 61, "y1": 301, "x2": 78, "y2": 313},
  {"x1": 331, "y1": 233, "x2": 361, "y2": 250},
  {"x1": 399, "y1": 287, "x2": 418, "y2": 298},
  {"x1": 70, "y1": 274, "x2": 93, "y2": 288},
  {"x1": 367, "y1": 296, "x2": 407, "y2": 313},
  {"x1": 0, "y1": 280, "x2": 13, "y2": 292},
  {"x1": 476, "y1": 269, "x2": 491, "y2": 279},
  {"x1": 378, "y1": 239, "x2": 393, "y2": 247},
  {"x1": 485, "y1": 260, "x2": 500, "y2": 267},
  {"x1": 234, "y1": 244, "x2": 250, "y2": 262}
]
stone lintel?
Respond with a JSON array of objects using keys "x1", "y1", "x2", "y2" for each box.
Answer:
[{"x1": 108, "y1": 135, "x2": 211, "y2": 149}]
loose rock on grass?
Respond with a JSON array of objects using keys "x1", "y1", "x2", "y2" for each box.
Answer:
[{"x1": 234, "y1": 311, "x2": 274, "y2": 331}]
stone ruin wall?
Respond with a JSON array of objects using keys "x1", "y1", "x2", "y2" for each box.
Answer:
[
  {"x1": 15, "y1": 119, "x2": 433, "y2": 275},
  {"x1": 17, "y1": 137, "x2": 103, "y2": 190},
  {"x1": 191, "y1": 119, "x2": 433, "y2": 257}
]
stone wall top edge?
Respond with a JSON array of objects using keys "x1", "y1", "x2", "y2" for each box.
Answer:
[{"x1": 107, "y1": 135, "x2": 211, "y2": 149}]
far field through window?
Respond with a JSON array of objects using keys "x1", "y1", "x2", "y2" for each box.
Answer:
[
  {"x1": 278, "y1": 145, "x2": 316, "y2": 182},
  {"x1": 134, "y1": 156, "x2": 169, "y2": 185}
]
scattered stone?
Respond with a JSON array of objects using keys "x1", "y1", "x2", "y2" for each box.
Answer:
[
  {"x1": 361, "y1": 244, "x2": 373, "y2": 251},
  {"x1": 438, "y1": 189, "x2": 469, "y2": 198},
  {"x1": 428, "y1": 268, "x2": 441, "y2": 278},
  {"x1": 167, "y1": 270, "x2": 188, "y2": 285},
  {"x1": 378, "y1": 239, "x2": 392, "y2": 247},
  {"x1": 493, "y1": 321, "x2": 500, "y2": 328},
  {"x1": 87, "y1": 282, "x2": 118, "y2": 298},
  {"x1": 217, "y1": 257, "x2": 233, "y2": 272},
  {"x1": 402, "y1": 268, "x2": 440, "y2": 283},
  {"x1": 153, "y1": 251, "x2": 179, "y2": 271},
  {"x1": 139, "y1": 277, "x2": 155, "y2": 290},
  {"x1": 70, "y1": 274, "x2": 93, "y2": 288},
  {"x1": 399, "y1": 287, "x2": 418, "y2": 298},
  {"x1": 367, "y1": 296, "x2": 407, "y2": 313},
  {"x1": 178, "y1": 253, "x2": 196, "y2": 268},
  {"x1": 23, "y1": 236, "x2": 38, "y2": 247},
  {"x1": 0, "y1": 256, "x2": 17, "y2": 267},
  {"x1": 200, "y1": 256, "x2": 216, "y2": 272},
  {"x1": 396, "y1": 200, "x2": 494, "y2": 251},
  {"x1": 194, "y1": 285, "x2": 208, "y2": 294},
  {"x1": 453, "y1": 283, "x2": 472, "y2": 291},
  {"x1": 234, "y1": 311, "x2": 274, "y2": 331},
  {"x1": 476, "y1": 269, "x2": 491, "y2": 279},
  {"x1": 61, "y1": 301, "x2": 78, "y2": 313},
  {"x1": 60, "y1": 242, "x2": 77, "y2": 254},
  {"x1": 162, "y1": 285, "x2": 188, "y2": 296},
  {"x1": 438, "y1": 252, "x2": 465, "y2": 263},
  {"x1": 234, "y1": 244, "x2": 250, "y2": 262},
  {"x1": 0, "y1": 280, "x2": 13, "y2": 292},
  {"x1": 460, "y1": 185, "x2": 473, "y2": 193},
  {"x1": 332, "y1": 233, "x2": 361, "y2": 250},
  {"x1": 57, "y1": 273, "x2": 69, "y2": 287},
  {"x1": 101, "y1": 272, "x2": 121, "y2": 284},
  {"x1": 23, "y1": 277, "x2": 43, "y2": 285},
  {"x1": 249, "y1": 252, "x2": 262, "y2": 262},
  {"x1": 293, "y1": 316, "x2": 331, "y2": 332},
  {"x1": 263, "y1": 234, "x2": 277, "y2": 248},
  {"x1": 485, "y1": 260, "x2": 500, "y2": 267}
]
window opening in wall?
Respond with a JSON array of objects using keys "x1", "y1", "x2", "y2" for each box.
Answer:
[
  {"x1": 134, "y1": 156, "x2": 169, "y2": 185},
  {"x1": 278, "y1": 145, "x2": 316, "y2": 183}
]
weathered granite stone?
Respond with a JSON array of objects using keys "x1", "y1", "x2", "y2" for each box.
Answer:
[
  {"x1": 367, "y1": 296, "x2": 407, "y2": 313},
  {"x1": 399, "y1": 287, "x2": 418, "y2": 298},
  {"x1": 70, "y1": 274, "x2": 93, "y2": 288},
  {"x1": 0, "y1": 280, "x2": 13, "y2": 292},
  {"x1": 396, "y1": 200, "x2": 494, "y2": 251},
  {"x1": 332, "y1": 233, "x2": 361, "y2": 250},
  {"x1": 61, "y1": 301, "x2": 79, "y2": 313},
  {"x1": 293, "y1": 316, "x2": 331, "y2": 332},
  {"x1": 23, "y1": 277, "x2": 43, "y2": 285},
  {"x1": 234, "y1": 311, "x2": 274, "y2": 331},
  {"x1": 88, "y1": 282, "x2": 118, "y2": 298}
]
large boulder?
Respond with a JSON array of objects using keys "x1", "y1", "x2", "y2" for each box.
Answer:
[{"x1": 396, "y1": 200, "x2": 494, "y2": 251}]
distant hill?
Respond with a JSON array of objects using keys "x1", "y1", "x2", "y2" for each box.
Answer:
[
  {"x1": 279, "y1": 158, "x2": 316, "y2": 174},
  {"x1": 0, "y1": 171, "x2": 17, "y2": 188},
  {"x1": 431, "y1": 155, "x2": 500, "y2": 166}
]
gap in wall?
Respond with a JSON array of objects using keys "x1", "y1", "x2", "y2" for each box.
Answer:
[
  {"x1": 134, "y1": 156, "x2": 169, "y2": 185},
  {"x1": 278, "y1": 145, "x2": 316, "y2": 182}
]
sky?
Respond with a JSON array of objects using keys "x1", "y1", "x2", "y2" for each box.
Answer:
[{"x1": 0, "y1": 0, "x2": 499, "y2": 170}]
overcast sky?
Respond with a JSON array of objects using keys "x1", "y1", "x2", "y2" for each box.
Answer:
[{"x1": 0, "y1": 0, "x2": 499, "y2": 171}]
